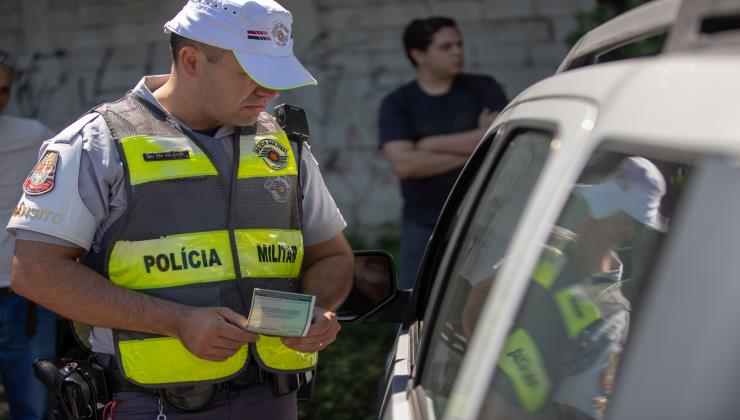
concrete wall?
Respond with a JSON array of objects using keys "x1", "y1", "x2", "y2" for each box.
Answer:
[{"x1": 0, "y1": 0, "x2": 595, "y2": 232}]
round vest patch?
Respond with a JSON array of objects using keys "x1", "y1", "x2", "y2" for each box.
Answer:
[
  {"x1": 264, "y1": 176, "x2": 292, "y2": 203},
  {"x1": 254, "y1": 138, "x2": 289, "y2": 170}
]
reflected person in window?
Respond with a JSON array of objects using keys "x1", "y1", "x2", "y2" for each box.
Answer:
[{"x1": 471, "y1": 157, "x2": 667, "y2": 419}]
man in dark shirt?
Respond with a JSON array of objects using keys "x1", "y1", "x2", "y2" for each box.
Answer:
[{"x1": 378, "y1": 17, "x2": 508, "y2": 288}]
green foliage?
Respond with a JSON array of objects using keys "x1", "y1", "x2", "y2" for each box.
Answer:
[
  {"x1": 567, "y1": 2, "x2": 624, "y2": 46},
  {"x1": 567, "y1": 0, "x2": 665, "y2": 60},
  {"x1": 299, "y1": 225, "x2": 401, "y2": 419},
  {"x1": 345, "y1": 223, "x2": 401, "y2": 263}
]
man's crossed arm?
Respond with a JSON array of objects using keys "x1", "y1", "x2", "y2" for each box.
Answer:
[{"x1": 382, "y1": 109, "x2": 498, "y2": 179}]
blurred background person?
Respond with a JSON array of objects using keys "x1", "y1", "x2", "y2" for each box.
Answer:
[
  {"x1": 378, "y1": 16, "x2": 508, "y2": 289},
  {"x1": 0, "y1": 49, "x2": 56, "y2": 420}
]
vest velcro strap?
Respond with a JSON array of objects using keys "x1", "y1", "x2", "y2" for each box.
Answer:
[
  {"x1": 109, "y1": 231, "x2": 235, "y2": 289},
  {"x1": 119, "y1": 135, "x2": 218, "y2": 186},
  {"x1": 116, "y1": 335, "x2": 248, "y2": 386},
  {"x1": 253, "y1": 336, "x2": 317, "y2": 373},
  {"x1": 235, "y1": 229, "x2": 304, "y2": 277}
]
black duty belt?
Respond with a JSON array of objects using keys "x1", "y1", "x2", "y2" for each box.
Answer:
[
  {"x1": 102, "y1": 362, "x2": 265, "y2": 395},
  {"x1": 91, "y1": 353, "x2": 306, "y2": 412}
]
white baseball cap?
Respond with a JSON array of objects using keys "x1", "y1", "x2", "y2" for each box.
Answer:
[
  {"x1": 574, "y1": 156, "x2": 667, "y2": 231},
  {"x1": 164, "y1": 0, "x2": 317, "y2": 90}
]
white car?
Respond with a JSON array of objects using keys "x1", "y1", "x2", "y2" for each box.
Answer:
[{"x1": 342, "y1": 1, "x2": 740, "y2": 419}]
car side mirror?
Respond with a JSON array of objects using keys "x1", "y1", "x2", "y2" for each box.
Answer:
[{"x1": 337, "y1": 250, "x2": 410, "y2": 324}]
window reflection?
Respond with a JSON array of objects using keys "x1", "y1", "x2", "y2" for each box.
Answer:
[
  {"x1": 483, "y1": 153, "x2": 691, "y2": 420},
  {"x1": 419, "y1": 130, "x2": 554, "y2": 418}
]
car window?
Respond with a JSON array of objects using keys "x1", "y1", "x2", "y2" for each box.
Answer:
[
  {"x1": 412, "y1": 127, "x2": 502, "y2": 320},
  {"x1": 479, "y1": 149, "x2": 692, "y2": 420},
  {"x1": 596, "y1": 33, "x2": 667, "y2": 64},
  {"x1": 419, "y1": 129, "x2": 554, "y2": 418}
]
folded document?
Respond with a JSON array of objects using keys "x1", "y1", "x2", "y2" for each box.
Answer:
[{"x1": 246, "y1": 288, "x2": 316, "y2": 337}]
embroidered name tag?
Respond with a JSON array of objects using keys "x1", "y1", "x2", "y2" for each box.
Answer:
[{"x1": 143, "y1": 151, "x2": 190, "y2": 161}]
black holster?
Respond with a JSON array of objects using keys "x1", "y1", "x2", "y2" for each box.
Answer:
[
  {"x1": 33, "y1": 358, "x2": 103, "y2": 420},
  {"x1": 295, "y1": 369, "x2": 316, "y2": 401}
]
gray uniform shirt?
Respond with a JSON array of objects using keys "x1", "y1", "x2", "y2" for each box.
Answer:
[{"x1": 13, "y1": 75, "x2": 347, "y2": 352}]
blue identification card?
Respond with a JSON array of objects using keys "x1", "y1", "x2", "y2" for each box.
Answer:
[{"x1": 246, "y1": 289, "x2": 316, "y2": 337}]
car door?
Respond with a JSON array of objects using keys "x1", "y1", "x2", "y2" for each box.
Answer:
[{"x1": 381, "y1": 97, "x2": 598, "y2": 420}]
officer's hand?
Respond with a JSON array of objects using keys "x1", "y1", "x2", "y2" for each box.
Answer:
[
  {"x1": 178, "y1": 307, "x2": 259, "y2": 362},
  {"x1": 281, "y1": 307, "x2": 340, "y2": 353}
]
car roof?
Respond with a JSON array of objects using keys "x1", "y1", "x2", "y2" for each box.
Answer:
[
  {"x1": 557, "y1": 0, "x2": 740, "y2": 72},
  {"x1": 592, "y1": 51, "x2": 740, "y2": 153},
  {"x1": 666, "y1": 0, "x2": 740, "y2": 52},
  {"x1": 510, "y1": 49, "x2": 740, "y2": 156},
  {"x1": 557, "y1": 0, "x2": 681, "y2": 73}
]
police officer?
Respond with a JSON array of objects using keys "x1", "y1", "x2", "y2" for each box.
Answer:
[{"x1": 6, "y1": 0, "x2": 353, "y2": 418}]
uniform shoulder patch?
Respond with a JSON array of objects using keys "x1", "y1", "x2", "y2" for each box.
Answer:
[{"x1": 23, "y1": 151, "x2": 59, "y2": 196}]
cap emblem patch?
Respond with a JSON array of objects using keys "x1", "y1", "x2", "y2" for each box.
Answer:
[
  {"x1": 24, "y1": 151, "x2": 59, "y2": 196},
  {"x1": 271, "y1": 22, "x2": 290, "y2": 46}
]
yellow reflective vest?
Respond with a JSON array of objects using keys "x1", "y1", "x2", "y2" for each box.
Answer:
[{"x1": 82, "y1": 94, "x2": 317, "y2": 387}]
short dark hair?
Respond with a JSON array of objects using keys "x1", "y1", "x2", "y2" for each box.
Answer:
[
  {"x1": 402, "y1": 17, "x2": 458, "y2": 68},
  {"x1": 0, "y1": 50, "x2": 16, "y2": 76},
  {"x1": 169, "y1": 32, "x2": 226, "y2": 66}
]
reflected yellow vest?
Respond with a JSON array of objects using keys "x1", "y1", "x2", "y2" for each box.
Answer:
[
  {"x1": 497, "y1": 248, "x2": 627, "y2": 413},
  {"x1": 83, "y1": 94, "x2": 317, "y2": 387}
]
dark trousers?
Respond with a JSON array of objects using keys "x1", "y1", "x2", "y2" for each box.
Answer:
[
  {"x1": 111, "y1": 384, "x2": 297, "y2": 420},
  {"x1": 0, "y1": 293, "x2": 56, "y2": 420},
  {"x1": 400, "y1": 222, "x2": 434, "y2": 290}
]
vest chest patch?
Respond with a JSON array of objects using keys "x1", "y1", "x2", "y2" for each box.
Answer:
[
  {"x1": 253, "y1": 138, "x2": 289, "y2": 170},
  {"x1": 264, "y1": 177, "x2": 292, "y2": 202},
  {"x1": 142, "y1": 150, "x2": 190, "y2": 161}
]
